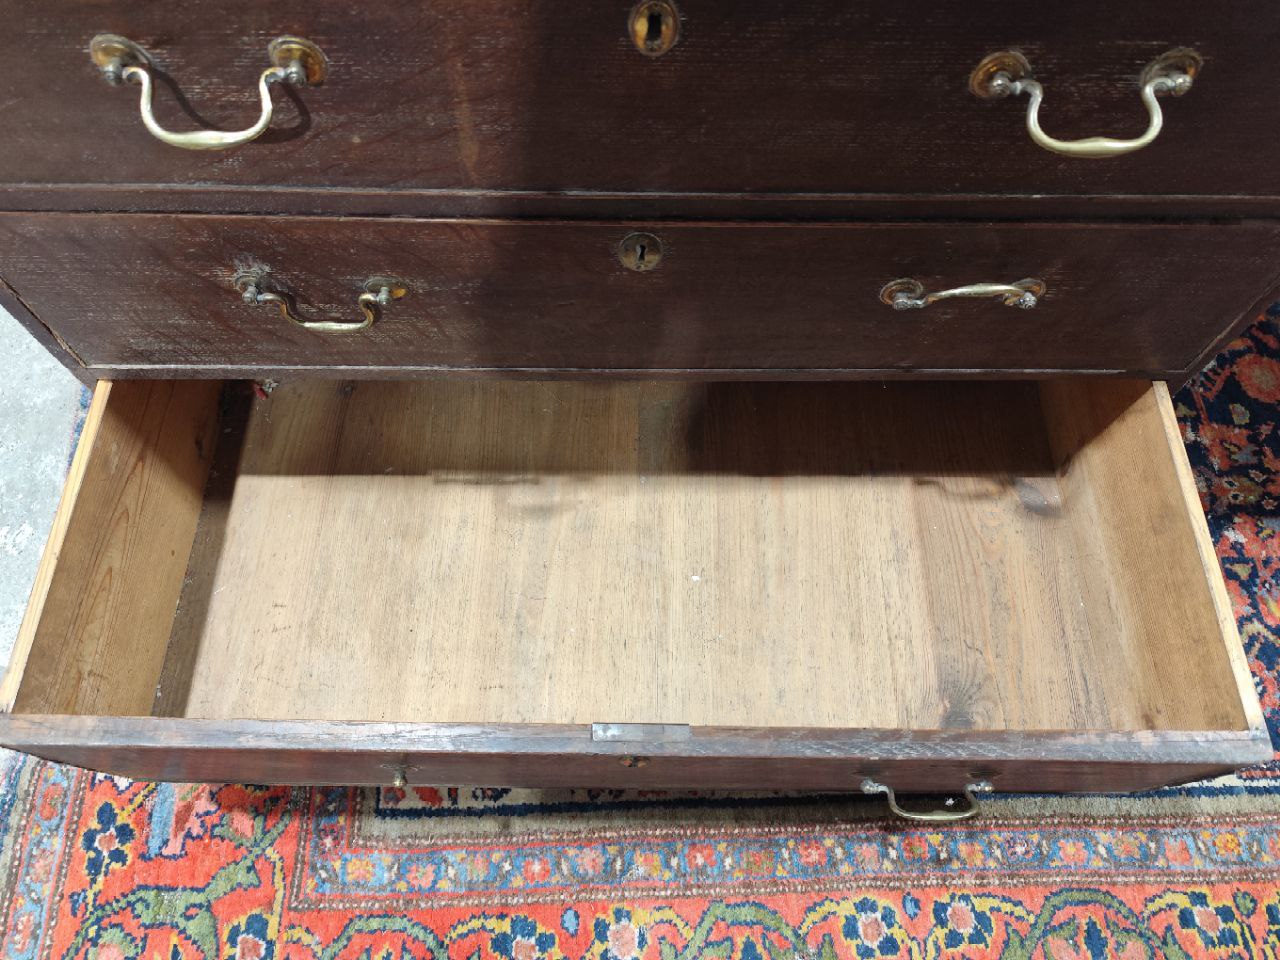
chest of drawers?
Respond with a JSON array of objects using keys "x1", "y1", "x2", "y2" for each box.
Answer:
[{"x1": 0, "y1": 0, "x2": 1273, "y2": 816}]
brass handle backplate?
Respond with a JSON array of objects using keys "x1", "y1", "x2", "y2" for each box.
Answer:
[
  {"x1": 234, "y1": 270, "x2": 406, "y2": 332},
  {"x1": 970, "y1": 48, "x2": 1201, "y2": 158},
  {"x1": 90, "y1": 33, "x2": 328, "y2": 150},
  {"x1": 862, "y1": 778, "x2": 994, "y2": 822},
  {"x1": 880, "y1": 277, "x2": 1045, "y2": 310}
]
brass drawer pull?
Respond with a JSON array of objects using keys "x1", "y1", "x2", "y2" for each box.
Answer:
[
  {"x1": 89, "y1": 34, "x2": 328, "y2": 151},
  {"x1": 880, "y1": 277, "x2": 1045, "y2": 311},
  {"x1": 234, "y1": 270, "x2": 406, "y2": 333},
  {"x1": 862, "y1": 778, "x2": 993, "y2": 822},
  {"x1": 970, "y1": 48, "x2": 1201, "y2": 159}
]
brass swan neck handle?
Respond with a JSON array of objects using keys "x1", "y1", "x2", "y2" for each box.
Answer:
[
  {"x1": 970, "y1": 48, "x2": 1201, "y2": 159},
  {"x1": 90, "y1": 34, "x2": 327, "y2": 151}
]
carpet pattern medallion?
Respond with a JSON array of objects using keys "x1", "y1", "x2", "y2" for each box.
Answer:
[{"x1": 3, "y1": 307, "x2": 1280, "y2": 958}]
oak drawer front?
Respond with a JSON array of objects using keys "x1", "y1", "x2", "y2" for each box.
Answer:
[
  {"x1": 3, "y1": 215, "x2": 1278, "y2": 377},
  {"x1": 0, "y1": 378, "x2": 1267, "y2": 794},
  {"x1": 5, "y1": 1, "x2": 1280, "y2": 210}
]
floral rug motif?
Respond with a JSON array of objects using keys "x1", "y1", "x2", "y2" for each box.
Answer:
[{"x1": 3, "y1": 307, "x2": 1280, "y2": 959}]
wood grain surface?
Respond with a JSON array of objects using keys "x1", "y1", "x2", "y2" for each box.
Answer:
[
  {"x1": 2, "y1": 214, "x2": 1278, "y2": 377},
  {"x1": 0, "y1": 386, "x2": 112, "y2": 712},
  {"x1": 1040, "y1": 379, "x2": 1264, "y2": 734},
  {"x1": 3, "y1": 0, "x2": 1280, "y2": 213},
  {"x1": 7, "y1": 380, "x2": 221, "y2": 717},
  {"x1": 0, "y1": 715, "x2": 1266, "y2": 791},
  {"x1": 0, "y1": 276, "x2": 91, "y2": 384},
  {"x1": 141, "y1": 379, "x2": 1244, "y2": 733}
]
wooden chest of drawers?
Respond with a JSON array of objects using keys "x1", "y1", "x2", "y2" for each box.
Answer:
[{"x1": 0, "y1": 0, "x2": 1274, "y2": 815}]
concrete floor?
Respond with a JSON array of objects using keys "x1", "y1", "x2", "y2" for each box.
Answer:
[{"x1": 0, "y1": 307, "x2": 83, "y2": 670}]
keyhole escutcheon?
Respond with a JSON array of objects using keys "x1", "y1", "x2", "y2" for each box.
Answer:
[
  {"x1": 618, "y1": 232, "x2": 664, "y2": 271},
  {"x1": 629, "y1": 0, "x2": 680, "y2": 57}
]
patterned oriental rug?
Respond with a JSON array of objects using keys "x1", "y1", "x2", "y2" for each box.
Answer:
[{"x1": 4, "y1": 309, "x2": 1280, "y2": 960}]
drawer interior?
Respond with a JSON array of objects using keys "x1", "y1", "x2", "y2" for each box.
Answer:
[{"x1": 1, "y1": 378, "x2": 1257, "y2": 738}]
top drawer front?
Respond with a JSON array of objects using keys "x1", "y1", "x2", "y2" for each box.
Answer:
[{"x1": 6, "y1": 0, "x2": 1280, "y2": 208}]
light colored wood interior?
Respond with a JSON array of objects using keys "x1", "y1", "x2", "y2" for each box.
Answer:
[
  {"x1": 5, "y1": 380, "x2": 220, "y2": 716},
  {"x1": 9, "y1": 379, "x2": 1251, "y2": 733}
]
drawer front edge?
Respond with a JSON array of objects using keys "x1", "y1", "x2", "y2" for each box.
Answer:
[{"x1": 0, "y1": 715, "x2": 1268, "y2": 792}]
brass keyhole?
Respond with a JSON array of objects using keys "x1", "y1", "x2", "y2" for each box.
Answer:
[
  {"x1": 630, "y1": 0, "x2": 679, "y2": 57},
  {"x1": 646, "y1": 12, "x2": 663, "y2": 43},
  {"x1": 618, "y1": 232, "x2": 664, "y2": 271}
]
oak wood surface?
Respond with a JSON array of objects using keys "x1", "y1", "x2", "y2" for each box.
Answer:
[
  {"x1": 4, "y1": 1, "x2": 1280, "y2": 211},
  {"x1": 2, "y1": 214, "x2": 1278, "y2": 376}
]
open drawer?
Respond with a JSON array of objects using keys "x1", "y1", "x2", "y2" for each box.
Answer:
[{"x1": 0, "y1": 378, "x2": 1268, "y2": 798}]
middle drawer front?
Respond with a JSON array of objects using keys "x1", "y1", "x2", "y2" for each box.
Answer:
[{"x1": 2, "y1": 214, "x2": 1278, "y2": 376}]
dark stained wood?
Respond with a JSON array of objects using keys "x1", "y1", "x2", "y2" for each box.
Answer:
[
  {"x1": 1179, "y1": 278, "x2": 1280, "y2": 387},
  {"x1": 2, "y1": 213, "x2": 1278, "y2": 376},
  {"x1": 4, "y1": 1, "x2": 1280, "y2": 211},
  {"x1": 0, "y1": 716, "x2": 1267, "y2": 791},
  {"x1": 80, "y1": 364, "x2": 1187, "y2": 381},
  {"x1": 0, "y1": 276, "x2": 90, "y2": 384},
  {"x1": 9, "y1": 186, "x2": 1280, "y2": 223}
]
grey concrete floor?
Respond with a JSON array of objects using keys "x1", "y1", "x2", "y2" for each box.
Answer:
[{"x1": 0, "y1": 308, "x2": 83, "y2": 670}]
